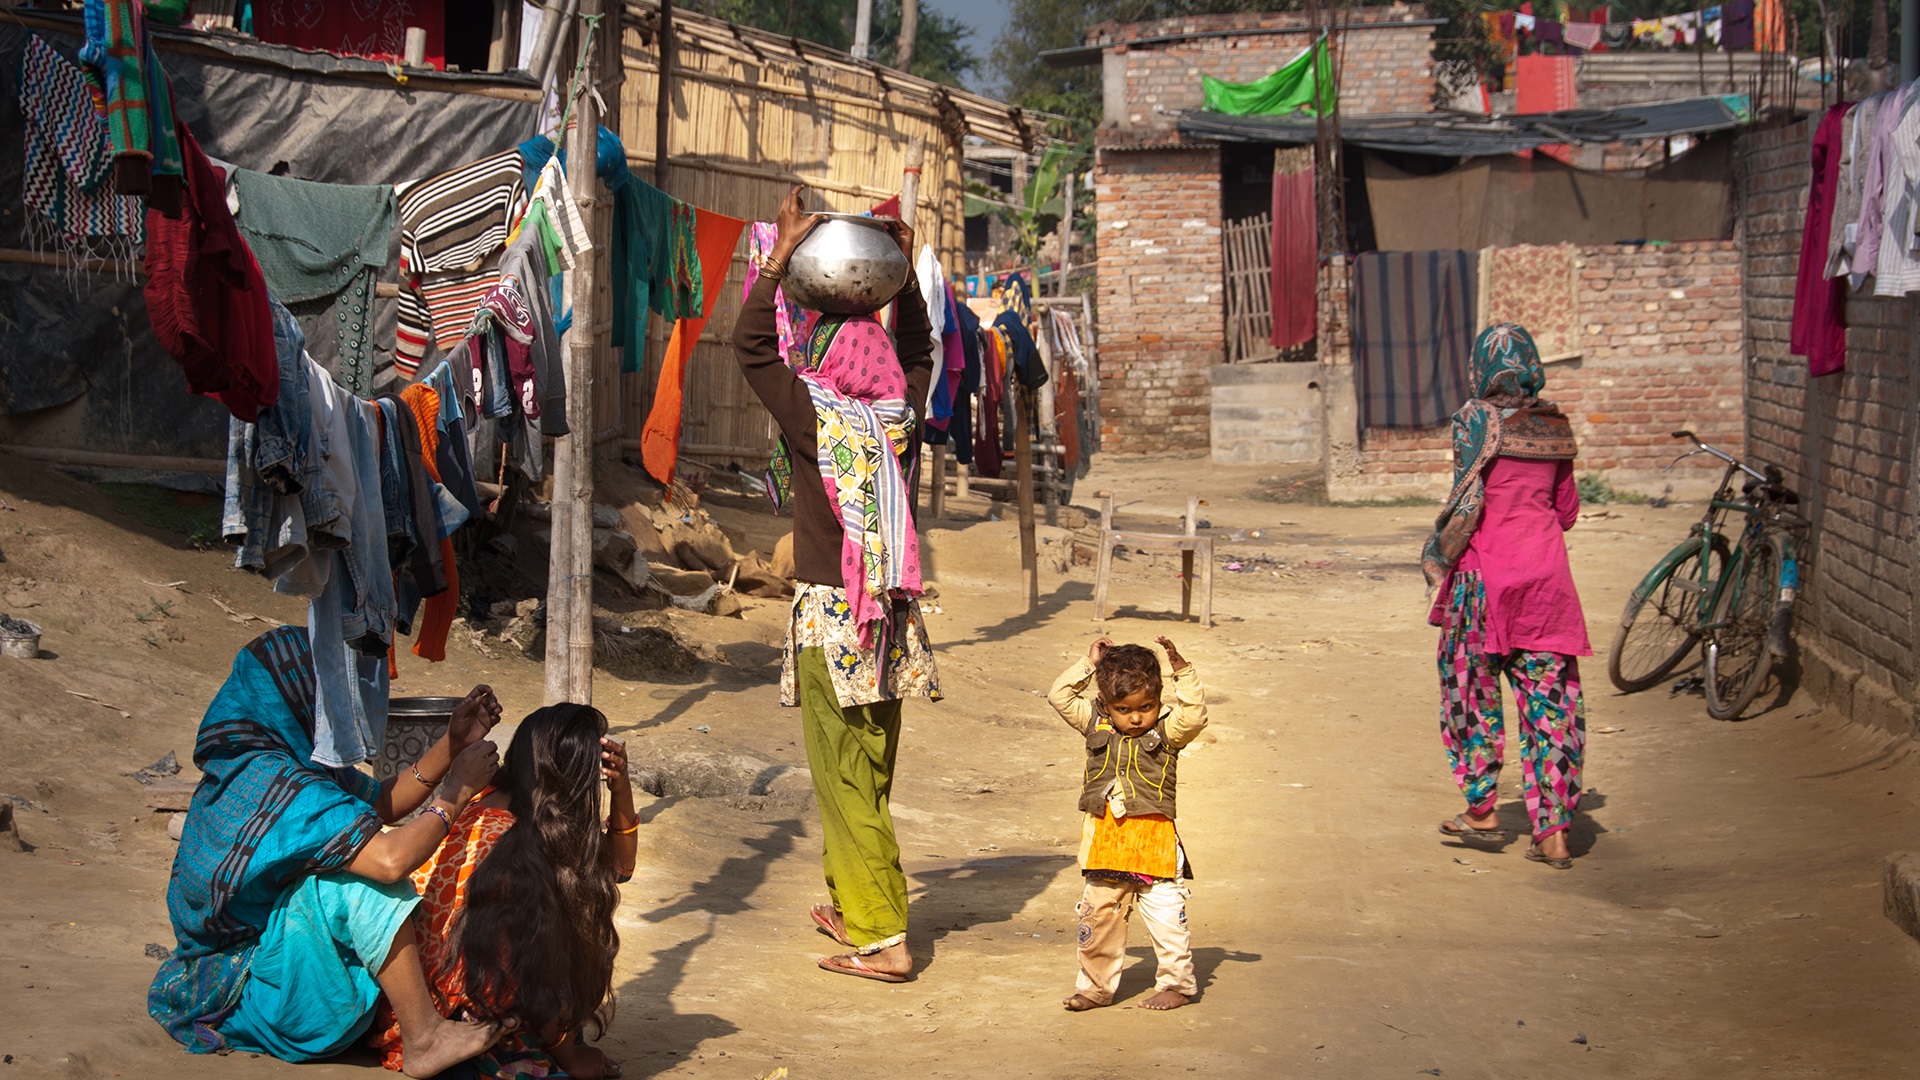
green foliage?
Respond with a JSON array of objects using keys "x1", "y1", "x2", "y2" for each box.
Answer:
[
  {"x1": 1577, "y1": 473, "x2": 1648, "y2": 506},
  {"x1": 990, "y1": 0, "x2": 1295, "y2": 125},
  {"x1": 870, "y1": 2, "x2": 981, "y2": 86},
  {"x1": 701, "y1": 0, "x2": 978, "y2": 88},
  {"x1": 967, "y1": 143, "x2": 1091, "y2": 267},
  {"x1": 96, "y1": 482, "x2": 222, "y2": 550}
]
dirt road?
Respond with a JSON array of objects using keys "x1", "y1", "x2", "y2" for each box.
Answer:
[{"x1": 3, "y1": 454, "x2": 1917, "y2": 1079}]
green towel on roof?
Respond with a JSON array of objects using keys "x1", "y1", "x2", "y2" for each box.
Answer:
[{"x1": 1201, "y1": 37, "x2": 1336, "y2": 116}]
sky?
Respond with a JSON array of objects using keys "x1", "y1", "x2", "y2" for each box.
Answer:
[{"x1": 941, "y1": 0, "x2": 1011, "y2": 91}]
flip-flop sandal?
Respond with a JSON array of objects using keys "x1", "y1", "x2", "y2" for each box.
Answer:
[
  {"x1": 1525, "y1": 844, "x2": 1573, "y2": 870},
  {"x1": 810, "y1": 904, "x2": 853, "y2": 947},
  {"x1": 818, "y1": 952, "x2": 909, "y2": 983},
  {"x1": 1437, "y1": 814, "x2": 1506, "y2": 843}
]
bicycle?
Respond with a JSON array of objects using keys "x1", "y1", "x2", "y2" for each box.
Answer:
[{"x1": 1607, "y1": 431, "x2": 1807, "y2": 720}]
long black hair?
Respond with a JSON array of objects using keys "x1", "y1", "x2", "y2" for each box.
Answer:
[{"x1": 456, "y1": 702, "x2": 619, "y2": 1039}]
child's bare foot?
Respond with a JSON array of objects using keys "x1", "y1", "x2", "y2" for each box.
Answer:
[
  {"x1": 1062, "y1": 993, "x2": 1108, "y2": 1011},
  {"x1": 551, "y1": 1040, "x2": 622, "y2": 1079},
  {"x1": 400, "y1": 1015, "x2": 503, "y2": 1078},
  {"x1": 1139, "y1": 990, "x2": 1190, "y2": 1011}
]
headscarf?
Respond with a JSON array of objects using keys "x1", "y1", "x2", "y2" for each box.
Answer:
[
  {"x1": 148, "y1": 627, "x2": 386, "y2": 1053},
  {"x1": 1420, "y1": 323, "x2": 1578, "y2": 589},
  {"x1": 795, "y1": 314, "x2": 924, "y2": 644}
]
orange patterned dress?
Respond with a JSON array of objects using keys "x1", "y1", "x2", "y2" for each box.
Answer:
[{"x1": 368, "y1": 802, "x2": 554, "y2": 1078}]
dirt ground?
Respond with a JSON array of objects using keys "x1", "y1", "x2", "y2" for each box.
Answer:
[{"x1": 4, "y1": 451, "x2": 1919, "y2": 1079}]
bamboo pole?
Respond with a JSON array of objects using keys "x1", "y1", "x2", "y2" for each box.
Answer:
[
  {"x1": 1033, "y1": 306, "x2": 1059, "y2": 526},
  {"x1": 546, "y1": 0, "x2": 602, "y2": 707},
  {"x1": 0, "y1": 446, "x2": 223, "y2": 474},
  {"x1": 1056, "y1": 171, "x2": 1074, "y2": 298},
  {"x1": 1014, "y1": 386, "x2": 1039, "y2": 612},
  {"x1": 654, "y1": 0, "x2": 673, "y2": 187},
  {"x1": 898, "y1": 137, "x2": 945, "y2": 523}
]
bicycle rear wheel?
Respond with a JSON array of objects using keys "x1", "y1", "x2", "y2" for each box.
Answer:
[
  {"x1": 1704, "y1": 534, "x2": 1783, "y2": 720},
  {"x1": 1608, "y1": 536, "x2": 1725, "y2": 693}
]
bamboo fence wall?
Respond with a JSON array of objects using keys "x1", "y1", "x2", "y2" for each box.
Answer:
[{"x1": 609, "y1": 0, "x2": 1032, "y2": 465}]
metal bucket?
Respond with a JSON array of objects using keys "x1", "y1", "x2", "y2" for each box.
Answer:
[
  {"x1": 782, "y1": 213, "x2": 911, "y2": 315},
  {"x1": 377, "y1": 696, "x2": 459, "y2": 782},
  {"x1": 0, "y1": 615, "x2": 41, "y2": 660}
]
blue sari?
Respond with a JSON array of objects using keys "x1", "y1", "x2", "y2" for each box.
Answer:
[{"x1": 149, "y1": 627, "x2": 395, "y2": 1054}]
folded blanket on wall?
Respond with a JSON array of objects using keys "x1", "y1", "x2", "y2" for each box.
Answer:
[
  {"x1": 1350, "y1": 249, "x2": 1477, "y2": 431},
  {"x1": 1483, "y1": 244, "x2": 1579, "y2": 361}
]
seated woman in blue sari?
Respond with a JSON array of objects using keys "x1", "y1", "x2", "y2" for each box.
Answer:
[{"x1": 149, "y1": 626, "x2": 510, "y2": 1076}]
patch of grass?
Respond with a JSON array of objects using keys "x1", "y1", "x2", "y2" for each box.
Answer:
[
  {"x1": 133, "y1": 597, "x2": 176, "y2": 624},
  {"x1": 1577, "y1": 473, "x2": 1649, "y2": 506},
  {"x1": 1330, "y1": 495, "x2": 1441, "y2": 508},
  {"x1": 96, "y1": 483, "x2": 222, "y2": 550}
]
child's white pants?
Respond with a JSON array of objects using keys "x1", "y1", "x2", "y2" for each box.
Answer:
[{"x1": 1073, "y1": 877, "x2": 1194, "y2": 1004}]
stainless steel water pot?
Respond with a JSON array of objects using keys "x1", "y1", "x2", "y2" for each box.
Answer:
[{"x1": 782, "y1": 213, "x2": 911, "y2": 315}]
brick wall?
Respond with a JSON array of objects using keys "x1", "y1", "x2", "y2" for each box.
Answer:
[
  {"x1": 1093, "y1": 147, "x2": 1224, "y2": 453},
  {"x1": 1323, "y1": 242, "x2": 1747, "y2": 500},
  {"x1": 1740, "y1": 118, "x2": 1919, "y2": 736},
  {"x1": 1098, "y1": 5, "x2": 1437, "y2": 132}
]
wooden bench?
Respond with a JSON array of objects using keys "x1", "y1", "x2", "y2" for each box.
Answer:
[{"x1": 1092, "y1": 491, "x2": 1214, "y2": 629}]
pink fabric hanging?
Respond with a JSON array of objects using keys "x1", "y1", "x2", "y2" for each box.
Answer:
[{"x1": 1269, "y1": 152, "x2": 1317, "y2": 351}]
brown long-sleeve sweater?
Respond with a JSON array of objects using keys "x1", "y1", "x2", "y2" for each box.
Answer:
[{"x1": 730, "y1": 273, "x2": 935, "y2": 588}]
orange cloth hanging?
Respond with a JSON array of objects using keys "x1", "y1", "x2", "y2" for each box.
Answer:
[
  {"x1": 641, "y1": 206, "x2": 746, "y2": 489},
  {"x1": 401, "y1": 382, "x2": 459, "y2": 664}
]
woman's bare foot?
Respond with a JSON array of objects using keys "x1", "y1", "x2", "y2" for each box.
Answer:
[
  {"x1": 1063, "y1": 993, "x2": 1108, "y2": 1011},
  {"x1": 551, "y1": 1040, "x2": 622, "y2": 1079},
  {"x1": 1532, "y1": 830, "x2": 1571, "y2": 861},
  {"x1": 810, "y1": 903, "x2": 851, "y2": 947},
  {"x1": 1139, "y1": 990, "x2": 1190, "y2": 1011},
  {"x1": 399, "y1": 1015, "x2": 503, "y2": 1078},
  {"x1": 852, "y1": 940, "x2": 911, "y2": 978}
]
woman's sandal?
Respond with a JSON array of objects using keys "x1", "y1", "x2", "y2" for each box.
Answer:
[
  {"x1": 818, "y1": 952, "x2": 909, "y2": 983},
  {"x1": 810, "y1": 904, "x2": 853, "y2": 947},
  {"x1": 1524, "y1": 843, "x2": 1573, "y2": 870},
  {"x1": 1437, "y1": 814, "x2": 1506, "y2": 843}
]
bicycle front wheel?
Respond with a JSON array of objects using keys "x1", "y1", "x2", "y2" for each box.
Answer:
[
  {"x1": 1704, "y1": 533, "x2": 1784, "y2": 720},
  {"x1": 1609, "y1": 536, "x2": 1725, "y2": 693}
]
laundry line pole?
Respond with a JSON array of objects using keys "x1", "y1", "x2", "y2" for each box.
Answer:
[
  {"x1": 894, "y1": 136, "x2": 945, "y2": 523},
  {"x1": 546, "y1": 0, "x2": 602, "y2": 706}
]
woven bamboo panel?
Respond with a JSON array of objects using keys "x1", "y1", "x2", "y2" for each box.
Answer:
[{"x1": 609, "y1": 0, "x2": 1026, "y2": 465}]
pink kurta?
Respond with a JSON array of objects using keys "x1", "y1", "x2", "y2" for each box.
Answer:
[{"x1": 1427, "y1": 456, "x2": 1592, "y2": 656}]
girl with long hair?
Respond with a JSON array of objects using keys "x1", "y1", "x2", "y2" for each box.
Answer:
[{"x1": 370, "y1": 702, "x2": 637, "y2": 1079}]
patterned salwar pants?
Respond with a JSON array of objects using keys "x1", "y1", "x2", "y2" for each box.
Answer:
[{"x1": 1437, "y1": 571, "x2": 1586, "y2": 839}]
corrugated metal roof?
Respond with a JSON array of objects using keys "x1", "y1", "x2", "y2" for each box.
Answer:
[{"x1": 1174, "y1": 96, "x2": 1748, "y2": 156}]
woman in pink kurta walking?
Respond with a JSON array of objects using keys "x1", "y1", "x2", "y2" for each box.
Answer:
[{"x1": 1422, "y1": 324, "x2": 1589, "y2": 870}]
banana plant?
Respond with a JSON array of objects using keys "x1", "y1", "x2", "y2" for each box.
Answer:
[{"x1": 966, "y1": 143, "x2": 1090, "y2": 272}]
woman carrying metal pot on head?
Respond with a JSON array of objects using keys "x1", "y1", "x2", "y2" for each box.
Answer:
[{"x1": 731, "y1": 185, "x2": 941, "y2": 982}]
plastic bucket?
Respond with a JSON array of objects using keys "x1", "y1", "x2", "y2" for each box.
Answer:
[
  {"x1": 377, "y1": 696, "x2": 460, "y2": 782},
  {"x1": 0, "y1": 616, "x2": 41, "y2": 660}
]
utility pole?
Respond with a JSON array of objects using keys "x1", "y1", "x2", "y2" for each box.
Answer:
[{"x1": 853, "y1": 0, "x2": 873, "y2": 59}]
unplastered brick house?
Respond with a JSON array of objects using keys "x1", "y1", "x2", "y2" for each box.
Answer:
[{"x1": 1075, "y1": 6, "x2": 1754, "y2": 502}]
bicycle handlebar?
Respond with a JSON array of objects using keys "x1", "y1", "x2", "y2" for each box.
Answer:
[{"x1": 1668, "y1": 431, "x2": 1800, "y2": 504}]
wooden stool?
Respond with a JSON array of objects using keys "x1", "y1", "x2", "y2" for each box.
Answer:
[{"x1": 1092, "y1": 491, "x2": 1213, "y2": 629}]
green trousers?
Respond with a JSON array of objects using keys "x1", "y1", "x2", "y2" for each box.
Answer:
[{"x1": 797, "y1": 646, "x2": 908, "y2": 949}]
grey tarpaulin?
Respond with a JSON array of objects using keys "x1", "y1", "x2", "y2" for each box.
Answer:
[
  {"x1": 1175, "y1": 96, "x2": 1748, "y2": 155},
  {"x1": 0, "y1": 15, "x2": 538, "y2": 459}
]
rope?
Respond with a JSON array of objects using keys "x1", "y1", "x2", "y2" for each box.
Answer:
[{"x1": 546, "y1": 11, "x2": 605, "y2": 144}]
